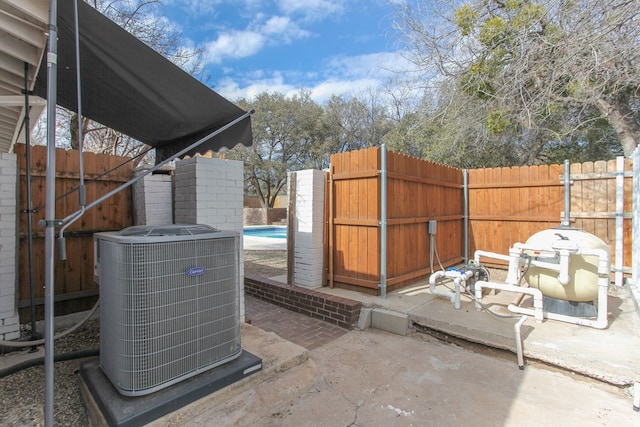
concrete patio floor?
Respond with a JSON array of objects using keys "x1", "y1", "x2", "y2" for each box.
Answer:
[
  {"x1": 150, "y1": 273, "x2": 640, "y2": 426},
  {"x1": 5, "y1": 247, "x2": 639, "y2": 425},
  {"x1": 318, "y1": 277, "x2": 640, "y2": 388},
  {"x1": 154, "y1": 324, "x2": 637, "y2": 426},
  {"x1": 245, "y1": 235, "x2": 639, "y2": 386}
]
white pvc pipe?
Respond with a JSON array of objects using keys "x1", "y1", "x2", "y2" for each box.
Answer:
[
  {"x1": 507, "y1": 273, "x2": 609, "y2": 329},
  {"x1": 474, "y1": 280, "x2": 544, "y2": 322},
  {"x1": 429, "y1": 271, "x2": 456, "y2": 307},
  {"x1": 536, "y1": 276, "x2": 608, "y2": 329},
  {"x1": 474, "y1": 248, "x2": 521, "y2": 285},
  {"x1": 515, "y1": 315, "x2": 527, "y2": 370},
  {"x1": 429, "y1": 271, "x2": 451, "y2": 303},
  {"x1": 562, "y1": 159, "x2": 571, "y2": 227},
  {"x1": 507, "y1": 246, "x2": 525, "y2": 285},
  {"x1": 429, "y1": 270, "x2": 473, "y2": 309},
  {"x1": 474, "y1": 249, "x2": 511, "y2": 264},
  {"x1": 475, "y1": 241, "x2": 611, "y2": 329},
  {"x1": 558, "y1": 250, "x2": 571, "y2": 285}
]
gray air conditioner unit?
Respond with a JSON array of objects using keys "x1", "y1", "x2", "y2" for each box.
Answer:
[{"x1": 94, "y1": 224, "x2": 241, "y2": 396}]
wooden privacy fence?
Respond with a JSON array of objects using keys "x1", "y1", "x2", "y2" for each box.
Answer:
[
  {"x1": 468, "y1": 164, "x2": 564, "y2": 261},
  {"x1": 469, "y1": 158, "x2": 634, "y2": 284},
  {"x1": 15, "y1": 144, "x2": 133, "y2": 320},
  {"x1": 327, "y1": 147, "x2": 634, "y2": 294},
  {"x1": 328, "y1": 147, "x2": 464, "y2": 294}
]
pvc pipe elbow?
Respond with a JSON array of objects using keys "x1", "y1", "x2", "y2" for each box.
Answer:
[
  {"x1": 514, "y1": 315, "x2": 527, "y2": 369},
  {"x1": 429, "y1": 271, "x2": 445, "y2": 286}
]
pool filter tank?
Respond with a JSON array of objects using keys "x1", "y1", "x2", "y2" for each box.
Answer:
[
  {"x1": 523, "y1": 227, "x2": 609, "y2": 302},
  {"x1": 521, "y1": 158, "x2": 611, "y2": 315}
]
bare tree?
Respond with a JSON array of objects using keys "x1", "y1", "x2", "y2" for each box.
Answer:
[
  {"x1": 391, "y1": 0, "x2": 639, "y2": 159},
  {"x1": 323, "y1": 90, "x2": 395, "y2": 152}
]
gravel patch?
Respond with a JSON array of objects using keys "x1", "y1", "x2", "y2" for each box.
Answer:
[{"x1": 1, "y1": 318, "x2": 100, "y2": 427}]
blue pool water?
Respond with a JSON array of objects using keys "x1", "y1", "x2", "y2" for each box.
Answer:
[{"x1": 243, "y1": 226, "x2": 287, "y2": 239}]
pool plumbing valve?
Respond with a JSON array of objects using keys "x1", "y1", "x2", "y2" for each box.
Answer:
[
  {"x1": 428, "y1": 262, "x2": 490, "y2": 310},
  {"x1": 450, "y1": 263, "x2": 490, "y2": 294}
]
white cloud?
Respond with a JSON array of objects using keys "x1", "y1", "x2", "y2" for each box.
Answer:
[
  {"x1": 204, "y1": 15, "x2": 311, "y2": 63},
  {"x1": 310, "y1": 78, "x2": 382, "y2": 102},
  {"x1": 262, "y1": 16, "x2": 291, "y2": 34},
  {"x1": 217, "y1": 73, "x2": 385, "y2": 104},
  {"x1": 175, "y1": 0, "x2": 223, "y2": 14},
  {"x1": 277, "y1": 0, "x2": 344, "y2": 21},
  {"x1": 216, "y1": 74, "x2": 298, "y2": 101},
  {"x1": 205, "y1": 30, "x2": 266, "y2": 62},
  {"x1": 262, "y1": 16, "x2": 310, "y2": 42},
  {"x1": 214, "y1": 51, "x2": 415, "y2": 104},
  {"x1": 325, "y1": 52, "x2": 413, "y2": 79}
]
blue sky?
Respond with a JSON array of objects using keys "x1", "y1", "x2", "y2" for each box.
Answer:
[{"x1": 160, "y1": 0, "x2": 411, "y2": 103}]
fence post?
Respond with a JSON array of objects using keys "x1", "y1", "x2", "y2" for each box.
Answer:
[
  {"x1": 380, "y1": 145, "x2": 387, "y2": 298},
  {"x1": 614, "y1": 156, "x2": 625, "y2": 287},
  {"x1": 632, "y1": 148, "x2": 640, "y2": 302},
  {"x1": 463, "y1": 169, "x2": 469, "y2": 264}
]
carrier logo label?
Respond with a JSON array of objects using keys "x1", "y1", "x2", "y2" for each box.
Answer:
[{"x1": 186, "y1": 266, "x2": 206, "y2": 277}]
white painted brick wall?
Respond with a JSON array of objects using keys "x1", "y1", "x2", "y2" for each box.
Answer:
[
  {"x1": 0, "y1": 153, "x2": 19, "y2": 340},
  {"x1": 132, "y1": 171, "x2": 173, "y2": 225},
  {"x1": 174, "y1": 156, "x2": 246, "y2": 321},
  {"x1": 291, "y1": 169, "x2": 325, "y2": 289}
]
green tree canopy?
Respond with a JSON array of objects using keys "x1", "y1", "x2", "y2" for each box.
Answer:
[{"x1": 227, "y1": 91, "x2": 326, "y2": 208}]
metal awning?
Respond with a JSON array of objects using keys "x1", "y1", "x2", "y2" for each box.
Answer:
[{"x1": 1, "y1": 0, "x2": 252, "y2": 161}]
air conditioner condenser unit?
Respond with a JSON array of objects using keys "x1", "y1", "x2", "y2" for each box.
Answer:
[{"x1": 94, "y1": 224, "x2": 242, "y2": 396}]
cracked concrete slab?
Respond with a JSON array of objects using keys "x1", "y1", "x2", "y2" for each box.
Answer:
[
  {"x1": 152, "y1": 327, "x2": 637, "y2": 427},
  {"x1": 321, "y1": 279, "x2": 640, "y2": 388}
]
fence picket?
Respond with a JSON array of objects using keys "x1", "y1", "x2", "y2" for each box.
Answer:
[{"x1": 15, "y1": 144, "x2": 133, "y2": 320}]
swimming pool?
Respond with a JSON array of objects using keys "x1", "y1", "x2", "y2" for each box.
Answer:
[{"x1": 243, "y1": 226, "x2": 287, "y2": 239}]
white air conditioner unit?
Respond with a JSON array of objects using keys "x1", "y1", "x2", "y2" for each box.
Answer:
[{"x1": 94, "y1": 224, "x2": 241, "y2": 396}]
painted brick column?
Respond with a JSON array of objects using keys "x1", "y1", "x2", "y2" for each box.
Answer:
[
  {"x1": 291, "y1": 169, "x2": 325, "y2": 289},
  {"x1": 132, "y1": 169, "x2": 173, "y2": 225},
  {"x1": 0, "y1": 153, "x2": 19, "y2": 341},
  {"x1": 174, "y1": 156, "x2": 246, "y2": 320}
]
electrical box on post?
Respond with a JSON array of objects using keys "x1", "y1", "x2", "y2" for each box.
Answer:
[{"x1": 429, "y1": 220, "x2": 437, "y2": 235}]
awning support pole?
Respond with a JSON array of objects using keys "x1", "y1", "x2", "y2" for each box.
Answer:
[{"x1": 44, "y1": 1, "x2": 58, "y2": 426}]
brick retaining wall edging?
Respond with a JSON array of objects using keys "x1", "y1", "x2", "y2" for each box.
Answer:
[{"x1": 244, "y1": 275, "x2": 362, "y2": 329}]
